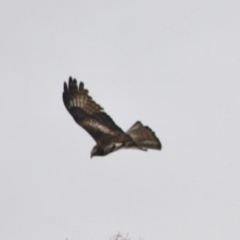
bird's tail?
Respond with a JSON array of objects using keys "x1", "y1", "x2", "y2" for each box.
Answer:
[{"x1": 126, "y1": 121, "x2": 161, "y2": 150}]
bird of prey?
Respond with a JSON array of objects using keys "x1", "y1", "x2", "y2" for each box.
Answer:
[{"x1": 63, "y1": 77, "x2": 161, "y2": 157}]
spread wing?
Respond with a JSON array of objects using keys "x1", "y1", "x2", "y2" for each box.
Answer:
[{"x1": 63, "y1": 77, "x2": 124, "y2": 143}]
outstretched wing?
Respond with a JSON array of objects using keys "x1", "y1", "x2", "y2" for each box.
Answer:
[{"x1": 63, "y1": 77, "x2": 124, "y2": 143}]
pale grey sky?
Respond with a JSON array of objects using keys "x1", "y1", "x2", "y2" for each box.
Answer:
[{"x1": 1, "y1": 0, "x2": 240, "y2": 239}]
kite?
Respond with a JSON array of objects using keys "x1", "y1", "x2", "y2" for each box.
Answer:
[{"x1": 63, "y1": 77, "x2": 161, "y2": 157}]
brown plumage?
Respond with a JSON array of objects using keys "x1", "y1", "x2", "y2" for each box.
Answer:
[{"x1": 63, "y1": 77, "x2": 161, "y2": 157}]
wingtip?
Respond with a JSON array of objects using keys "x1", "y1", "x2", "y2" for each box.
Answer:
[
  {"x1": 79, "y1": 82, "x2": 84, "y2": 90},
  {"x1": 73, "y1": 78, "x2": 77, "y2": 85},
  {"x1": 64, "y1": 82, "x2": 68, "y2": 92},
  {"x1": 68, "y1": 76, "x2": 73, "y2": 84}
]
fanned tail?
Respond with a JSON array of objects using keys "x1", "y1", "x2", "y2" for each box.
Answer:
[{"x1": 127, "y1": 121, "x2": 161, "y2": 150}]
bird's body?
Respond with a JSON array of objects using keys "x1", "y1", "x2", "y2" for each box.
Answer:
[{"x1": 63, "y1": 77, "x2": 161, "y2": 157}]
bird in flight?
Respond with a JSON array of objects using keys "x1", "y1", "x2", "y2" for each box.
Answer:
[{"x1": 63, "y1": 77, "x2": 161, "y2": 157}]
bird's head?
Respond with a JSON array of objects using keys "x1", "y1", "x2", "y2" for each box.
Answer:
[
  {"x1": 90, "y1": 144, "x2": 116, "y2": 158},
  {"x1": 91, "y1": 145, "x2": 105, "y2": 158}
]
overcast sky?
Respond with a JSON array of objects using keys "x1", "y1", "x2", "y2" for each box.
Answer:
[{"x1": 1, "y1": 0, "x2": 240, "y2": 239}]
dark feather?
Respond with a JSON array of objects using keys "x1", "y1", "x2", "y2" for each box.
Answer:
[
  {"x1": 63, "y1": 77, "x2": 161, "y2": 157},
  {"x1": 127, "y1": 121, "x2": 162, "y2": 150},
  {"x1": 63, "y1": 77, "x2": 124, "y2": 143}
]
